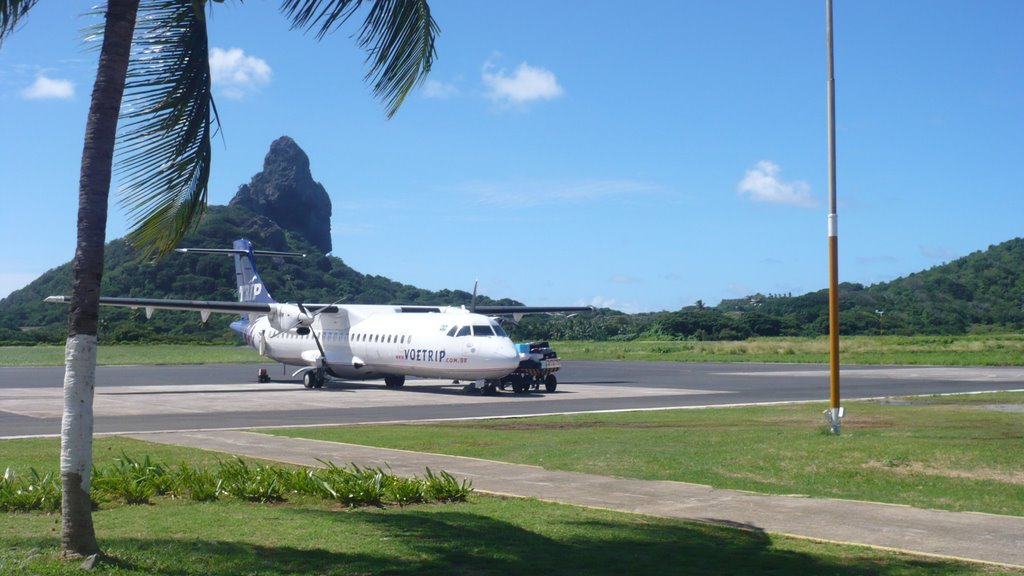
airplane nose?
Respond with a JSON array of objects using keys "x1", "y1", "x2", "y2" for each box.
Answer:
[{"x1": 496, "y1": 338, "x2": 520, "y2": 367}]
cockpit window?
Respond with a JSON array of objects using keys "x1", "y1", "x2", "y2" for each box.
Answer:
[
  {"x1": 456, "y1": 326, "x2": 471, "y2": 337},
  {"x1": 447, "y1": 326, "x2": 458, "y2": 337},
  {"x1": 472, "y1": 325, "x2": 495, "y2": 337},
  {"x1": 492, "y1": 323, "x2": 507, "y2": 337}
]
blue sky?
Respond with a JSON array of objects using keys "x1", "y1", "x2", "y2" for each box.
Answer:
[{"x1": 1, "y1": 1, "x2": 1021, "y2": 313}]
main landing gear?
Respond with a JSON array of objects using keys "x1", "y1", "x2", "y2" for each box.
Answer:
[
  {"x1": 302, "y1": 369, "x2": 326, "y2": 389},
  {"x1": 384, "y1": 375, "x2": 406, "y2": 388}
]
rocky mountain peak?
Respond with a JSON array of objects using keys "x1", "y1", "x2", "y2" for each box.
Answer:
[{"x1": 229, "y1": 136, "x2": 332, "y2": 253}]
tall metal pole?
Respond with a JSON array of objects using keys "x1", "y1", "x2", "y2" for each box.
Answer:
[{"x1": 825, "y1": 0, "x2": 843, "y2": 434}]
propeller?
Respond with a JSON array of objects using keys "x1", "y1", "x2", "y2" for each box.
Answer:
[
  {"x1": 297, "y1": 302, "x2": 327, "y2": 364},
  {"x1": 296, "y1": 297, "x2": 350, "y2": 367},
  {"x1": 470, "y1": 279, "x2": 479, "y2": 313}
]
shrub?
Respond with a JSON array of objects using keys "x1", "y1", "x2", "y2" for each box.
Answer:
[
  {"x1": 216, "y1": 458, "x2": 284, "y2": 503},
  {"x1": 423, "y1": 468, "x2": 472, "y2": 502},
  {"x1": 318, "y1": 462, "x2": 386, "y2": 507},
  {"x1": 0, "y1": 468, "x2": 61, "y2": 512}
]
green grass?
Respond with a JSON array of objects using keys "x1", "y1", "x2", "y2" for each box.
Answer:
[
  {"x1": 5, "y1": 333, "x2": 1024, "y2": 366},
  {"x1": 9, "y1": 496, "x2": 1014, "y2": 575},
  {"x1": 0, "y1": 344, "x2": 263, "y2": 367},
  {"x1": 2, "y1": 439, "x2": 1018, "y2": 575},
  {"x1": 556, "y1": 334, "x2": 1024, "y2": 365},
  {"x1": 266, "y1": 392, "x2": 1024, "y2": 517}
]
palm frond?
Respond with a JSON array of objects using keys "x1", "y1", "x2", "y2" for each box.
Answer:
[
  {"x1": 116, "y1": 0, "x2": 220, "y2": 258},
  {"x1": 281, "y1": 0, "x2": 438, "y2": 118},
  {"x1": 0, "y1": 0, "x2": 40, "y2": 44}
]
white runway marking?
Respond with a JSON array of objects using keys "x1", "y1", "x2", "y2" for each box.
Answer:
[{"x1": 0, "y1": 381, "x2": 725, "y2": 419}]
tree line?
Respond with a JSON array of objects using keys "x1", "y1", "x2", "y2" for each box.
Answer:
[{"x1": 3, "y1": 227, "x2": 1023, "y2": 345}]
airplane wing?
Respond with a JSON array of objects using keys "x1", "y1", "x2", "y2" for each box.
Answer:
[
  {"x1": 43, "y1": 296, "x2": 341, "y2": 326},
  {"x1": 44, "y1": 296, "x2": 340, "y2": 313},
  {"x1": 391, "y1": 304, "x2": 594, "y2": 315},
  {"x1": 44, "y1": 296, "x2": 272, "y2": 315},
  {"x1": 44, "y1": 296, "x2": 585, "y2": 316},
  {"x1": 473, "y1": 305, "x2": 594, "y2": 315}
]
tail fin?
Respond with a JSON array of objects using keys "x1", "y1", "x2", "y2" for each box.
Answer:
[
  {"x1": 233, "y1": 239, "x2": 276, "y2": 304},
  {"x1": 175, "y1": 239, "x2": 305, "y2": 304}
]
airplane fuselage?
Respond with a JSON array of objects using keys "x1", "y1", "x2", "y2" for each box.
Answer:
[
  {"x1": 45, "y1": 239, "x2": 591, "y2": 391},
  {"x1": 240, "y1": 306, "x2": 521, "y2": 382}
]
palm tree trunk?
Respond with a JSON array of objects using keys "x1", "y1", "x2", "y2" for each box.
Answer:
[{"x1": 60, "y1": 0, "x2": 139, "y2": 558}]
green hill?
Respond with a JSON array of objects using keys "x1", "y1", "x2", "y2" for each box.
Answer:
[
  {"x1": 0, "y1": 204, "x2": 518, "y2": 345},
  {"x1": 3, "y1": 231, "x2": 1022, "y2": 345},
  {"x1": 712, "y1": 238, "x2": 1024, "y2": 336}
]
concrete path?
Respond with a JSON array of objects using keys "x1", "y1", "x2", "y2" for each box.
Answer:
[{"x1": 130, "y1": 430, "x2": 1024, "y2": 569}]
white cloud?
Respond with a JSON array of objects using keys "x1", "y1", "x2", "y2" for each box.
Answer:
[
  {"x1": 920, "y1": 245, "x2": 957, "y2": 262},
  {"x1": 22, "y1": 75, "x2": 74, "y2": 100},
  {"x1": 737, "y1": 161, "x2": 815, "y2": 208},
  {"x1": 422, "y1": 79, "x2": 459, "y2": 99},
  {"x1": 583, "y1": 295, "x2": 618, "y2": 310},
  {"x1": 482, "y1": 59, "x2": 563, "y2": 105},
  {"x1": 209, "y1": 47, "x2": 271, "y2": 99},
  {"x1": 609, "y1": 274, "x2": 642, "y2": 284}
]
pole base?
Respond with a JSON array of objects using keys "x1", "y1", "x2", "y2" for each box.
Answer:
[{"x1": 823, "y1": 406, "x2": 844, "y2": 435}]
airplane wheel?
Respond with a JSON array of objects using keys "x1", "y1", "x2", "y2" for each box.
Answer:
[
  {"x1": 544, "y1": 374, "x2": 557, "y2": 393},
  {"x1": 512, "y1": 380, "x2": 528, "y2": 394},
  {"x1": 303, "y1": 371, "x2": 316, "y2": 389},
  {"x1": 314, "y1": 373, "x2": 325, "y2": 389},
  {"x1": 257, "y1": 368, "x2": 271, "y2": 383},
  {"x1": 384, "y1": 375, "x2": 405, "y2": 388}
]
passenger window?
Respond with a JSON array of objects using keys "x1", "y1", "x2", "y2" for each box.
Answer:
[
  {"x1": 473, "y1": 325, "x2": 495, "y2": 337},
  {"x1": 457, "y1": 326, "x2": 471, "y2": 337}
]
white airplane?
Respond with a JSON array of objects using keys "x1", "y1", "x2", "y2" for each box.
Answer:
[{"x1": 46, "y1": 239, "x2": 591, "y2": 393}]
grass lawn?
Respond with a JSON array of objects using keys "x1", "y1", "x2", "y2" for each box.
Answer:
[
  {"x1": 555, "y1": 334, "x2": 1024, "y2": 365},
  {"x1": 0, "y1": 344, "x2": 262, "y2": 367},
  {"x1": 266, "y1": 392, "x2": 1024, "y2": 517},
  {"x1": 9, "y1": 496, "x2": 1015, "y2": 575},
  {"x1": 2, "y1": 437, "x2": 1019, "y2": 575}
]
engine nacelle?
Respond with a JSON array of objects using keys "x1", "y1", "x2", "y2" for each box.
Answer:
[{"x1": 267, "y1": 303, "x2": 313, "y2": 332}]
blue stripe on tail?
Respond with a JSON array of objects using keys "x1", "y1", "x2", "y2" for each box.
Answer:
[{"x1": 233, "y1": 239, "x2": 276, "y2": 304}]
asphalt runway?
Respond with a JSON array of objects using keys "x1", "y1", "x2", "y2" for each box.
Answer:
[{"x1": 2, "y1": 361, "x2": 1023, "y2": 438}]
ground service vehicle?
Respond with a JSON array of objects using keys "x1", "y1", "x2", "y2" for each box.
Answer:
[{"x1": 500, "y1": 342, "x2": 561, "y2": 393}]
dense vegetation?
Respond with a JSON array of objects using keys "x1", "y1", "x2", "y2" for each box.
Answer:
[
  {"x1": 513, "y1": 238, "x2": 1024, "y2": 342},
  {"x1": 1, "y1": 204, "x2": 1021, "y2": 345},
  {"x1": 0, "y1": 206, "x2": 518, "y2": 345},
  {"x1": 1, "y1": 453, "x2": 471, "y2": 512}
]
